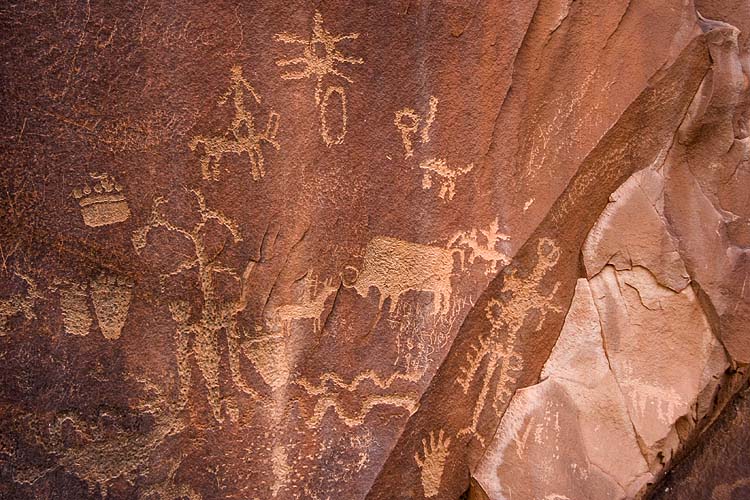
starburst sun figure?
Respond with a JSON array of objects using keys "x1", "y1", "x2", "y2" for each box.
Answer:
[
  {"x1": 275, "y1": 11, "x2": 363, "y2": 103},
  {"x1": 275, "y1": 11, "x2": 363, "y2": 145}
]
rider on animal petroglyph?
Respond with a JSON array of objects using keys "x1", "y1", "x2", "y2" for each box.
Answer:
[
  {"x1": 190, "y1": 65, "x2": 280, "y2": 182},
  {"x1": 448, "y1": 218, "x2": 511, "y2": 276}
]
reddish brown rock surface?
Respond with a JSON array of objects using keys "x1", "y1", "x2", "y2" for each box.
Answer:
[
  {"x1": 647, "y1": 379, "x2": 750, "y2": 499},
  {"x1": 0, "y1": 1, "x2": 747, "y2": 499}
]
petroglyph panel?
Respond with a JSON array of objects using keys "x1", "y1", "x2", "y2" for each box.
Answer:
[{"x1": 3, "y1": 2, "x2": 745, "y2": 500}]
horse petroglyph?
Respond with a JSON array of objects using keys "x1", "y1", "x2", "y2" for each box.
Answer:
[
  {"x1": 343, "y1": 236, "x2": 461, "y2": 317},
  {"x1": 189, "y1": 65, "x2": 280, "y2": 181},
  {"x1": 457, "y1": 238, "x2": 562, "y2": 444},
  {"x1": 275, "y1": 11, "x2": 363, "y2": 146},
  {"x1": 72, "y1": 172, "x2": 130, "y2": 227}
]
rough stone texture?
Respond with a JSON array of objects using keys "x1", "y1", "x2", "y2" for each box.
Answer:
[
  {"x1": 0, "y1": 1, "x2": 747, "y2": 499},
  {"x1": 647, "y1": 379, "x2": 750, "y2": 499},
  {"x1": 472, "y1": 279, "x2": 651, "y2": 499}
]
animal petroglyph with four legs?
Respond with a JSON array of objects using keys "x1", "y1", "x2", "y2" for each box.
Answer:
[
  {"x1": 190, "y1": 65, "x2": 280, "y2": 182},
  {"x1": 420, "y1": 158, "x2": 474, "y2": 201},
  {"x1": 343, "y1": 236, "x2": 462, "y2": 317},
  {"x1": 271, "y1": 273, "x2": 339, "y2": 335}
]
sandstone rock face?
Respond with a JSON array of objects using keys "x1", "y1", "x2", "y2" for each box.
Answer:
[
  {"x1": 0, "y1": 1, "x2": 747, "y2": 499},
  {"x1": 647, "y1": 379, "x2": 750, "y2": 499},
  {"x1": 472, "y1": 279, "x2": 652, "y2": 499}
]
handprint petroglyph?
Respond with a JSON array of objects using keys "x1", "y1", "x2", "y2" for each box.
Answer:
[{"x1": 414, "y1": 429, "x2": 452, "y2": 498}]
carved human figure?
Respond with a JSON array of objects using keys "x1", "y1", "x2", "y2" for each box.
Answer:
[
  {"x1": 189, "y1": 65, "x2": 280, "y2": 181},
  {"x1": 133, "y1": 190, "x2": 268, "y2": 422},
  {"x1": 457, "y1": 238, "x2": 562, "y2": 443}
]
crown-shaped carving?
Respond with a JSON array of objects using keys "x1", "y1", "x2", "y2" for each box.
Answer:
[{"x1": 72, "y1": 172, "x2": 131, "y2": 227}]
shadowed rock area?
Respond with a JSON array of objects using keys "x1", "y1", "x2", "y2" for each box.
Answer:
[
  {"x1": 647, "y1": 379, "x2": 750, "y2": 499},
  {"x1": 0, "y1": 1, "x2": 748, "y2": 499}
]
